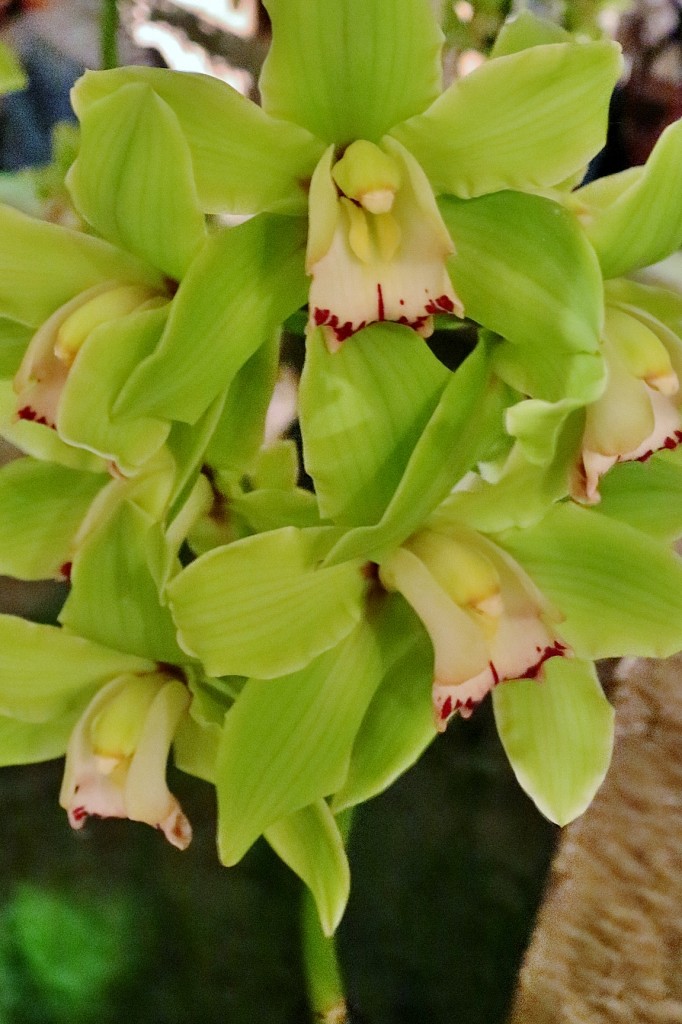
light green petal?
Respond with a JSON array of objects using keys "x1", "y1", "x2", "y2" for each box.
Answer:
[
  {"x1": 0, "y1": 381, "x2": 105, "y2": 472},
  {"x1": 0, "y1": 318, "x2": 32, "y2": 378},
  {"x1": 437, "y1": 418, "x2": 582, "y2": 534},
  {"x1": 0, "y1": 458, "x2": 105, "y2": 580},
  {"x1": 392, "y1": 41, "x2": 621, "y2": 198},
  {"x1": 0, "y1": 204, "x2": 163, "y2": 329},
  {"x1": 595, "y1": 451, "x2": 682, "y2": 542},
  {"x1": 164, "y1": 392, "x2": 227, "y2": 522},
  {"x1": 0, "y1": 39, "x2": 27, "y2": 93},
  {"x1": 68, "y1": 84, "x2": 206, "y2": 280},
  {"x1": 173, "y1": 713, "x2": 220, "y2": 784},
  {"x1": 58, "y1": 303, "x2": 171, "y2": 474},
  {"x1": 114, "y1": 214, "x2": 308, "y2": 424},
  {"x1": 167, "y1": 526, "x2": 366, "y2": 679},
  {"x1": 59, "y1": 500, "x2": 184, "y2": 663},
  {"x1": 216, "y1": 619, "x2": 382, "y2": 864},
  {"x1": 300, "y1": 324, "x2": 450, "y2": 526},
  {"x1": 490, "y1": 11, "x2": 572, "y2": 57},
  {"x1": 440, "y1": 192, "x2": 605, "y2": 402},
  {"x1": 0, "y1": 614, "x2": 154, "y2": 721},
  {"x1": 0, "y1": 710, "x2": 76, "y2": 767},
  {"x1": 228, "y1": 488, "x2": 321, "y2": 535},
  {"x1": 204, "y1": 333, "x2": 280, "y2": 473},
  {"x1": 497, "y1": 502, "x2": 682, "y2": 659},
  {"x1": 260, "y1": 0, "x2": 442, "y2": 144},
  {"x1": 492, "y1": 657, "x2": 614, "y2": 826},
  {"x1": 265, "y1": 801, "x2": 350, "y2": 937},
  {"x1": 72, "y1": 67, "x2": 324, "y2": 215},
  {"x1": 580, "y1": 120, "x2": 682, "y2": 279},
  {"x1": 333, "y1": 598, "x2": 435, "y2": 813},
  {"x1": 325, "y1": 340, "x2": 504, "y2": 565}
]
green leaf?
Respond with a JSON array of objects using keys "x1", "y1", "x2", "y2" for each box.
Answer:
[
  {"x1": 265, "y1": 801, "x2": 350, "y2": 937},
  {"x1": 0, "y1": 458, "x2": 105, "y2": 580},
  {"x1": 497, "y1": 502, "x2": 682, "y2": 659},
  {"x1": 333, "y1": 600, "x2": 435, "y2": 812},
  {"x1": 325, "y1": 340, "x2": 503, "y2": 564},
  {"x1": 392, "y1": 40, "x2": 621, "y2": 198},
  {"x1": 0, "y1": 204, "x2": 163, "y2": 329},
  {"x1": 113, "y1": 214, "x2": 308, "y2": 424},
  {"x1": 168, "y1": 526, "x2": 367, "y2": 678},
  {"x1": 440, "y1": 191, "x2": 604, "y2": 402},
  {"x1": 594, "y1": 450, "x2": 682, "y2": 542},
  {"x1": 493, "y1": 658, "x2": 614, "y2": 826},
  {"x1": 72, "y1": 67, "x2": 324, "y2": 215},
  {"x1": 300, "y1": 323, "x2": 450, "y2": 526},
  {"x1": 260, "y1": 0, "x2": 443, "y2": 144},
  {"x1": 579, "y1": 120, "x2": 682, "y2": 279},
  {"x1": 0, "y1": 318, "x2": 32, "y2": 378},
  {"x1": 0, "y1": 39, "x2": 27, "y2": 93},
  {"x1": 0, "y1": 614, "x2": 154, "y2": 721},
  {"x1": 58, "y1": 303, "x2": 171, "y2": 474},
  {"x1": 490, "y1": 11, "x2": 572, "y2": 57},
  {"x1": 59, "y1": 500, "x2": 184, "y2": 663},
  {"x1": 216, "y1": 618, "x2": 382, "y2": 864},
  {"x1": 68, "y1": 83, "x2": 206, "y2": 281}
]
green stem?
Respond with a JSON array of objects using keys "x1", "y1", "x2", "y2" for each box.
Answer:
[
  {"x1": 302, "y1": 809, "x2": 353, "y2": 1023},
  {"x1": 301, "y1": 888, "x2": 348, "y2": 1024},
  {"x1": 100, "y1": 0, "x2": 120, "y2": 70}
]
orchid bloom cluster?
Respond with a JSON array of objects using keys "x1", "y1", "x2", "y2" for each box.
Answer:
[{"x1": 3, "y1": 1, "x2": 682, "y2": 940}]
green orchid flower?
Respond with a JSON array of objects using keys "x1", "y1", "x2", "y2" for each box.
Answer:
[
  {"x1": 0, "y1": 77, "x2": 207, "y2": 475},
  {"x1": 560, "y1": 117, "x2": 682, "y2": 502},
  {"x1": 68, "y1": 0, "x2": 621, "y2": 424},
  {"x1": 0, "y1": 611, "x2": 194, "y2": 848}
]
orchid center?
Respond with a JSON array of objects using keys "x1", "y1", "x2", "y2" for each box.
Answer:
[
  {"x1": 59, "y1": 672, "x2": 193, "y2": 850},
  {"x1": 306, "y1": 137, "x2": 462, "y2": 349},
  {"x1": 380, "y1": 526, "x2": 570, "y2": 730}
]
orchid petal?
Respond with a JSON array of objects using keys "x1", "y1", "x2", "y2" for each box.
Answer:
[
  {"x1": 497, "y1": 503, "x2": 682, "y2": 659},
  {"x1": 259, "y1": 0, "x2": 443, "y2": 144},
  {"x1": 493, "y1": 658, "x2": 614, "y2": 826},
  {"x1": 58, "y1": 303, "x2": 171, "y2": 474},
  {"x1": 0, "y1": 458, "x2": 104, "y2": 580},
  {"x1": 0, "y1": 614, "x2": 154, "y2": 721},
  {"x1": 440, "y1": 192, "x2": 605, "y2": 403},
  {"x1": 0, "y1": 205, "x2": 162, "y2": 329},
  {"x1": 0, "y1": 710, "x2": 76, "y2": 766},
  {"x1": 0, "y1": 381, "x2": 105, "y2": 472},
  {"x1": 216, "y1": 619, "x2": 382, "y2": 864},
  {"x1": 490, "y1": 11, "x2": 572, "y2": 58},
  {"x1": 59, "y1": 500, "x2": 184, "y2": 663},
  {"x1": 332, "y1": 598, "x2": 435, "y2": 813},
  {"x1": 67, "y1": 83, "x2": 206, "y2": 281},
  {"x1": 595, "y1": 450, "x2": 682, "y2": 541},
  {"x1": 113, "y1": 214, "x2": 307, "y2": 424},
  {"x1": 578, "y1": 119, "x2": 682, "y2": 279},
  {"x1": 299, "y1": 323, "x2": 450, "y2": 526},
  {"x1": 72, "y1": 67, "x2": 324, "y2": 215},
  {"x1": 0, "y1": 319, "x2": 31, "y2": 379},
  {"x1": 167, "y1": 527, "x2": 366, "y2": 679},
  {"x1": 392, "y1": 41, "x2": 621, "y2": 198},
  {"x1": 204, "y1": 333, "x2": 280, "y2": 473},
  {"x1": 325, "y1": 340, "x2": 505, "y2": 565},
  {"x1": 265, "y1": 801, "x2": 350, "y2": 937}
]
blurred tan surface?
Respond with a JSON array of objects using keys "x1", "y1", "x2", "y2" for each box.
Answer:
[{"x1": 511, "y1": 655, "x2": 682, "y2": 1024}]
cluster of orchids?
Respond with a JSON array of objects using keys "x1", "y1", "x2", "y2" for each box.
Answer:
[{"x1": 2, "y1": 0, "x2": 682, "y2": 960}]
